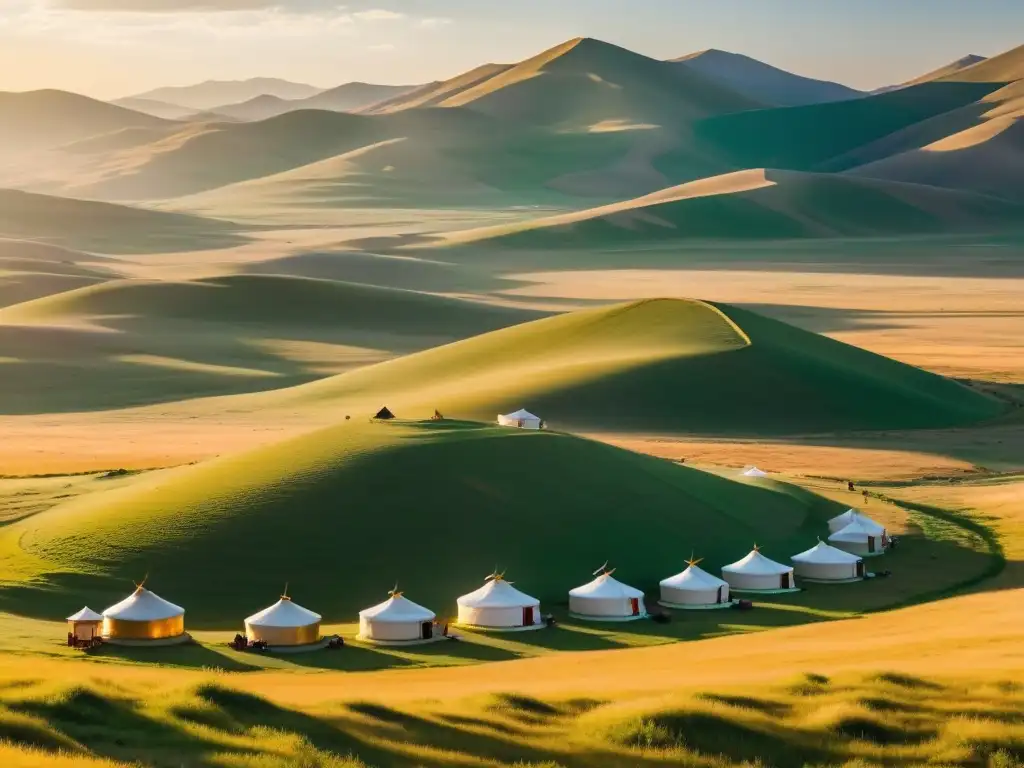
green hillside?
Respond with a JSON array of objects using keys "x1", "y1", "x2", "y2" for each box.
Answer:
[
  {"x1": 693, "y1": 81, "x2": 1004, "y2": 171},
  {"x1": 0, "y1": 189, "x2": 244, "y2": 253},
  {"x1": 436, "y1": 169, "x2": 1024, "y2": 245},
  {"x1": 0, "y1": 420, "x2": 841, "y2": 624},
  {"x1": 0, "y1": 276, "x2": 542, "y2": 412},
  {"x1": 260, "y1": 298, "x2": 1002, "y2": 434}
]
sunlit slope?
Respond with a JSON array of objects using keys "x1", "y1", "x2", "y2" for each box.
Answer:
[
  {"x1": 0, "y1": 90, "x2": 168, "y2": 158},
  {"x1": 937, "y1": 43, "x2": 1024, "y2": 83},
  {"x1": 672, "y1": 49, "x2": 864, "y2": 106},
  {"x1": 693, "y1": 81, "x2": 1004, "y2": 171},
  {"x1": 260, "y1": 299, "x2": 1001, "y2": 434},
  {"x1": 363, "y1": 64, "x2": 514, "y2": 113},
  {"x1": 0, "y1": 189, "x2": 243, "y2": 253},
  {"x1": 0, "y1": 419, "x2": 840, "y2": 623},
  {"x1": 434, "y1": 169, "x2": 1024, "y2": 244},
  {"x1": 847, "y1": 117, "x2": 1024, "y2": 200},
  {"x1": 0, "y1": 276, "x2": 542, "y2": 412},
  {"x1": 0, "y1": 239, "x2": 118, "y2": 308},
  {"x1": 437, "y1": 37, "x2": 762, "y2": 129}
]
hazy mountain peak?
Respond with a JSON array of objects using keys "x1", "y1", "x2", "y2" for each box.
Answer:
[{"x1": 129, "y1": 78, "x2": 322, "y2": 111}]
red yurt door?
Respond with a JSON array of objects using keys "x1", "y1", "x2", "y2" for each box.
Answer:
[
  {"x1": 522, "y1": 606, "x2": 534, "y2": 626},
  {"x1": 629, "y1": 598, "x2": 640, "y2": 616}
]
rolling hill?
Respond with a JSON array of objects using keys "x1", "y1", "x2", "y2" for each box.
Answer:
[
  {"x1": 431, "y1": 37, "x2": 763, "y2": 129},
  {"x1": 672, "y1": 49, "x2": 864, "y2": 106},
  {"x1": 936, "y1": 43, "x2": 1024, "y2": 83},
  {"x1": 846, "y1": 116, "x2": 1024, "y2": 200},
  {"x1": 693, "y1": 80, "x2": 1006, "y2": 171},
  {"x1": 0, "y1": 90, "x2": 169, "y2": 158},
  {"x1": 435, "y1": 168, "x2": 1024, "y2": 245},
  {"x1": 363, "y1": 64, "x2": 515, "y2": 113},
  {"x1": 0, "y1": 276, "x2": 542, "y2": 412},
  {"x1": 0, "y1": 418, "x2": 842, "y2": 623},
  {"x1": 259, "y1": 298, "x2": 1002, "y2": 434},
  {"x1": 903, "y1": 54, "x2": 988, "y2": 86},
  {"x1": 0, "y1": 189, "x2": 244, "y2": 253},
  {"x1": 208, "y1": 82, "x2": 427, "y2": 121},
  {"x1": 128, "y1": 77, "x2": 322, "y2": 111},
  {"x1": 110, "y1": 96, "x2": 202, "y2": 120}
]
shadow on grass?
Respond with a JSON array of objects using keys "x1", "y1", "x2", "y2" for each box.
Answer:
[{"x1": 699, "y1": 693, "x2": 792, "y2": 718}]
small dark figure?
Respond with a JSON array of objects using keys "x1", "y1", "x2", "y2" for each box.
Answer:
[
  {"x1": 848, "y1": 481, "x2": 855, "y2": 492},
  {"x1": 651, "y1": 612, "x2": 671, "y2": 624},
  {"x1": 230, "y1": 633, "x2": 247, "y2": 651},
  {"x1": 327, "y1": 636, "x2": 345, "y2": 649},
  {"x1": 735, "y1": 600, "x2": 754, "y2": 610},
  {"x1": 862, "y1": 489, "x2": 870, "y2": 503},
  {"x1": 544, "y1": 614, "x2": 556, "y2": 628}
]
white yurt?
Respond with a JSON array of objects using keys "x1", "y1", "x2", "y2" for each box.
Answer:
[
  {"x1": 659, "y1": 557, "x2": 731, "y2": 609},
  {"x1": 721, "y1": 546, "x2": 798, "y2": 592},
  {"x1": 568, "y1": 564, "x2": 646, "y2": 621},
  {"x1": 457, "y1": 572, "x2": 542, "y2": 630},
  {"x1": 359, "y1": 587, "x2": 437, "y2": 643},
  {"x1": 828, "y1": 508, "x2": 885, "y2": 534},
  {"x1": 102, "y1": 583, "x2": 186, "y2": 642},
  {"x1": 244, "y1": 591, "x2": 321, "y2": 647},
  {"x1": 791, "y1": 540, "x2": 866, "y2": 582},
  {"x1": 67, "y1": 607, "x2": 103, "y2": 643},
  {"x1": 497, "y1": 409, "x2": 542, "y2": 430},
  {"x1": 829, "y1": 516, "x2": 888, "y2": 556},
  {"x1": 742, "y1": 466, "x2": 768, "y2": 478}
]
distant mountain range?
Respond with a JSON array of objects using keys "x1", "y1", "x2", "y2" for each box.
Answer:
[
  {"x1": 126, "y1": 77, "x2": 322, "y2": 110},
  {"x1": 0, "y1": 37, "x2": 1020, "y2": 242}
]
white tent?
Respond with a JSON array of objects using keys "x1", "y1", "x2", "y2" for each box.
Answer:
[
  {"x1": 791, "y1": 540, "x2": 865, "y2": 582},
  {"x1": 245, "y1": 594, "x2": 321, "y2": 647},
  {"x1": 742, "y1": 467, "x2": 768, "y2": 478},
  {"x1": 722, "y1": 547, "x2": 797, "y2": 592},
  {"x1": 829, "y1": 517, "x2": 888, "y2": 556},
  {"x1": 102, "y1": 585, "x2": 186, "y2": 641},
  {"x1": 67, "y1": 606, "x2": 103, "y2": 643},
  {"x1": 659, "y1": 558, "x2": 731, "y2": 609},
  {"x1": 457, "y1": 573, "x2": 542, "y2": 630},
  {"x1": 828, "y1": 508, "x2": 885, "y2": 535},
  {"x1": 568, "y1": 565, "x2": 646, "y2": 621},
  {"x1": 359, "y1": 589, "x2": 437, "y2": 643},
  {"x1": 67, "y1": 607, "x2": 103, "y2": 622},
  {"x1": 497, "y1": 409, "x2": 542, "y2": 430}
]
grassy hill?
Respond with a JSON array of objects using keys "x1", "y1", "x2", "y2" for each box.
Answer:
[
  {"x1": 209, "y1": 83, "x2": 425, "y2": 121},
  {"x1": 258, "y1": 298, "x2": 1002, "y2": 434},
  {"x1": 363, "y1": 64, "x2": 514, "y2": 113},
  {"x1": 0, "y1": 189, "x2": 244, "y2": 253},
  {"x1": 0, "y1": 276, "x2": 541, "y2": 412},
  {"x1": 672, "y1": 49, "x2": 864, "y2": 106},
  {"x1": 435, "y1": 169, "x2": 1024, "y2": 244},
  {"x1": 0, "y1": 90, "x2": 168, "y2": 158},
  {"x1": 0, "y1": 418, "x2": 842, "y2": 624},
  {"x1": 110, "y1": 96, "x2": 198, "y2": 120},
  {"x1": 0, "y1": 239, "x2": 118, "y2": 308}
]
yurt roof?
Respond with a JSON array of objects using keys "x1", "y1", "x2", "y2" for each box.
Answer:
[
  {"x1": 245, "y1": 596, "x2": 321, "y2": 628},
  {"x1": 67, "y1": 606, "x2": 103, "y2": 622},
  {"x1": 829, "y1": 517, "x2": 885, "y2": 542},
  {"x1": 792, "y1": 540, "x2": 863, "y2": 564},
  {"x1": 742, "y1": 467, "x2": 768, "y2": 477},
  {"x1": 722, "y1": 548, "x2": 792, "y2": 575},
  {"x1": 359, "y1": 593, "x2": 435, "y2": 623},
  {"x1": 829, "y1": 509, "x2": 883, "y2": 532},
  {"x1": 501, "y1": 408, "x2": 539, "y2": 420},
  {"x1": 569, "y1": 572, "x2": 643, "y2": 599},
  {"x1": 457, "y1": 577, "x2": 539, "y2": 609},
  {"x1": 660, "y1": 562, "x2": 729, "y2": 590},
  {"x1": 102, "y1": 586, "x2": 184, "y2": 622}
]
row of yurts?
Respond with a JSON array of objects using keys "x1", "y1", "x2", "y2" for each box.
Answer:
[{"x1": 66, "y1": 506, "x2": 888, "y2": 645}]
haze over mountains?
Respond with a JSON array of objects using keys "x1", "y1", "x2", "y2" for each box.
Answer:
[{"x1": 0, "y1": 36, "x2": 1020, "y2": 241}]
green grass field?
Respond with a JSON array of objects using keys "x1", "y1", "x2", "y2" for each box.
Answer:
[
  {"x1": 0, "y1": 419, "x2": 848, "y2": 625},
  {"x1": 258, "y1": 298, "x2": 1003, "y2": 434}
]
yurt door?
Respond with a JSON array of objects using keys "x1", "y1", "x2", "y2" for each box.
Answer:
[
  {"x1": 868, "y1": 536, "x2": 876, "y2": 553},
  {"x1": 780, "y1": 573, "x2": 789, "y2": 589},
  {"x1": 522, "y1": 606, "x2": 534, "y2": 626},
  {"x1": 629, "y1": 598, "x2": 640, "y2": 616},
  {"x1": 856, "y1": 560, "x2": 865, "y2": 578},
  {"x1": 420, "y1": 621, "x2": 433, "y2": 640},
  {"x1": 717, "y1": 585, "x2": 724, "y2": 603}
]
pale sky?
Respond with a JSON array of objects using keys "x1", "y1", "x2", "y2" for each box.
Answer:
[{"x1": 0, "y1": 0, "x2": 1021, "y2": 99}]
